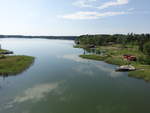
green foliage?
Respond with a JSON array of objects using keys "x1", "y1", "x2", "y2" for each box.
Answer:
[
  {"x1": 80, "y1": 54, "x2": 127, "y2": 66},
  {"x1": 144, "y1": 59, "x2": 150, "y2": 65},
  {"x1": 129, "y1": 70, "x2": 150, "y2": 81},
  {"x1": 138, "y1": 55, "x2": 150, "y2": 65},
  {"x1": 76, "y1": 33, "x2": 150, "y2": 54},
  {"x1": 80, "y1": 54, "x2": 106, "y2": 61},
  {"x1": 0, "y1": 56, "x2": 34, "y2": 76},
  {"x1": 143, "y1": 42, "x2": 150, "y2": 56},
  {"x1": 0, "y1": 49, "x2": 8, "y2": 52},
  {"x1": 0, "y1": 55, "x2": 6, "y2": 59},
  {"x1": 76, "y1": 34, "x2": 150, "y2": 81},
  {"x1": 104, "y1": 57, "x2": 128, "y2": 66}
]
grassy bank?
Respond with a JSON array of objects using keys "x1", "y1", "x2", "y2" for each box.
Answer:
[
  {"x1": 78, "y1": 44, "x2": 150, "y2": 81},
  {"x1": 0, "y1": 55, "x2": 34, "y2": 76},
  {"x1": 0, "y1": 49, "x2": 7, "y2": 52}
]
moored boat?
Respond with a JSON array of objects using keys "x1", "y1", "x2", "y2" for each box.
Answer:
[{"x1": 116, "y1": 65, "x2": 136, "y2": 72}]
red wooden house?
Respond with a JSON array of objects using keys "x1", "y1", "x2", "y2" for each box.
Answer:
[{"x1": 123, "y1": 54, "x2": 137, "y2": 61}]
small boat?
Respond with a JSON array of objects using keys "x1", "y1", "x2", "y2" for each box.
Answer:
[{"x1": 116, "y1": 65, "x2": 136, "y2": 72}]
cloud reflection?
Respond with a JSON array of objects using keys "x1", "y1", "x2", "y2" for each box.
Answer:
[
  {"x1": 74, "y1": 65, "x2": 94, "y2": 76},
  {"x1": 60, "y1": 54, "x2": 123, "y2": 78},
  {"x1": 94, "y1": 63, "x2": 123, "y2": 78},
  {"x1": 2, "y1": 81, "x2": 64, "y2": 112},
  {"x1": 13, "y1": 82, "x2": 59, "y2": 103},
  {"x1": 73, "y1": 61, "x2": 123, "y2": 78},
  {"x1": 59, "y1": 54, "x2": 88, "y2": 63}
]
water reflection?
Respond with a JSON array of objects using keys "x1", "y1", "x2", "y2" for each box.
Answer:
[
  {"x1": 94, "y1": 63, "x2": 124, "y2": 78},
  {"x1": 14, "y1": 82, "x2": 59, "y2": 103},
  {"x1": 5, "y1": 81, "x2": 64, "y2": 111},
  {"x1": 83, "y1": 48, "x2": 107, "y2": 55},
  {"x1": 59, "y1": 54, "x2": 88, "y2": 63},
  {"x1": 74, "y1": 65, "x2": 94, "y2": 76}
]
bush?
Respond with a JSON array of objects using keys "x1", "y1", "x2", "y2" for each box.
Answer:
[
  {"x1": 144, "y1": 59, "x2": 150, "y2": 65},
  {"x1": 138, "y1": 55, "x2": 150, "y2": 65},
  {"x1": 143, "y1": 42, "x2": 150, "y2": 56},
  {"x1": 0, "y1": 55, "x2": 6, "y2": 59}
]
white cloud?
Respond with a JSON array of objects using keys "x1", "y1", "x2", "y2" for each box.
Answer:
[
  {"x1": 59, "y1": 0, "x2": 132, "y2": 20},
  {"x1": 73, "y1": 0, "x2": 129, "y2": 9},
  {"x1": 61, "y1": 11, "x2": 128, "y2": 20},
  {"x1": 98, "y1": 0, "x2": 129, "y2": 9},
  {"x1": 73, "y1": 0, "x2": 97, "y2": 8}
]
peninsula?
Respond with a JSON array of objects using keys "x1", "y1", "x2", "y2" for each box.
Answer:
[
  {"x1": 0, "y1": 48, "x2": 34, "y2": 76},
  {"x1": 75, "y1": 33, "x2": 150, "y2": 81}
]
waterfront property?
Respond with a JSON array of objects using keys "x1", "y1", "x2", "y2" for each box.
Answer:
[{"x1": 75, "y1": 34, "x2": 150, "y2": 81}]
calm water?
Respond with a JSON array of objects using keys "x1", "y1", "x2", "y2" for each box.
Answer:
[{"x1": 0, "y1": 38, "x2": 150, "y2": 113}]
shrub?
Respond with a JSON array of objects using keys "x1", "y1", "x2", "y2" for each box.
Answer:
[
  {"x1": 143, "y1": 42, "x2": 150, "y2": 56},
  {"x1": 0, "y1": 55, "x2": 6, "y2": 59}
]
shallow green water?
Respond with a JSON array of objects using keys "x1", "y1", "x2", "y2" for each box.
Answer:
[{"x1": 0, "y1": 38, "x2": 150, "y2": 113}]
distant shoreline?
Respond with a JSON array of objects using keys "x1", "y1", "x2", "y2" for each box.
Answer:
[{"x1": 0, "y1": 35, "x2": 77, "y2": 40}]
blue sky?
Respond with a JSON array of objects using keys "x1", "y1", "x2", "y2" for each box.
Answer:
[{"x1": 0, "y1": 0, "x2": 149, "y2": 36}]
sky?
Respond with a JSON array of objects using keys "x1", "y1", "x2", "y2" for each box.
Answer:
[{"x1": 0, "y1": 0, "x2": 149, "y2": 36}]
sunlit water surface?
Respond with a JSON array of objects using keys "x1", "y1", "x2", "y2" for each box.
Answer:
[{"x1": 0, "y1": 38, "x2": 150, "y2": 113}]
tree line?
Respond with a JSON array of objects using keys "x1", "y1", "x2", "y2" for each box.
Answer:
[
  {"x1": 0, "y1": 35, "x2": 77, "y2": 40},
  {"x1": 75, "y1": 33, "x2": 150, "y2": 55}
]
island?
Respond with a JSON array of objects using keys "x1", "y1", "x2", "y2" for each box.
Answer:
[
  {"x1": 75, "y1": 33, "x2": 150, "y2": 81},
  {"x1": 0, "y1": 48, "x2": 34, "y2": 76}
]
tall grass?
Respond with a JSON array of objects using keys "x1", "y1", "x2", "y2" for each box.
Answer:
[{"x1": 0, "y1": 55, "x2": 34, "y2": 76}]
